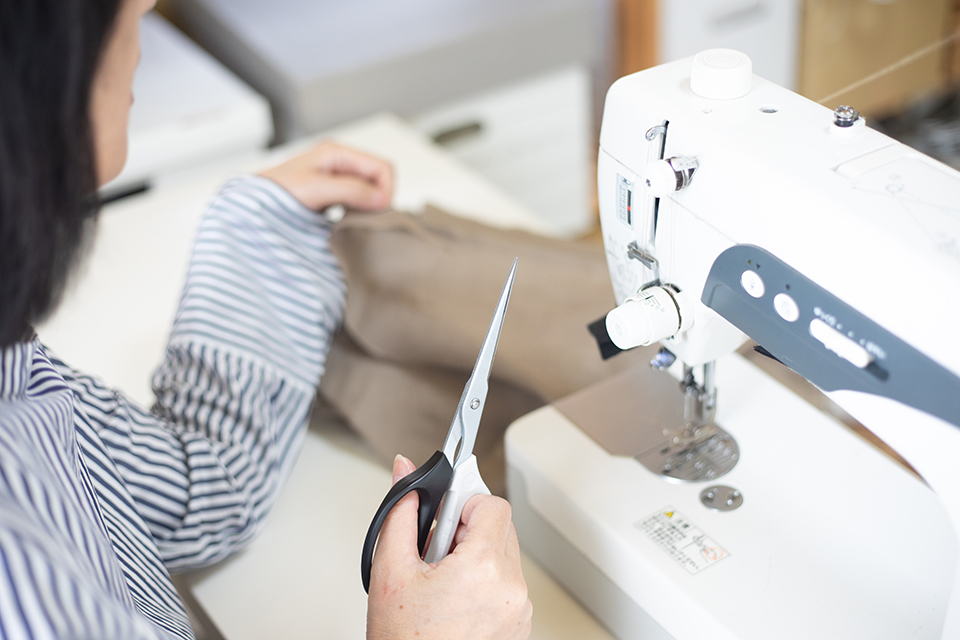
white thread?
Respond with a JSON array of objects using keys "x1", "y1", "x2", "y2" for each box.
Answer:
[{"x1": 817, "y1": 30, "x2": 960, "y2": 106}]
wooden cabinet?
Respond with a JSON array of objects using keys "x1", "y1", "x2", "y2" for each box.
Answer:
[
  {"x1": 798, "y1": 0, "x2": 953, "y2": 116},
  {"x1": 617, "y1": 0, "x2": 659, "y2": 76},
  {"x1": 617, "y1": 0, "x2": 956, "y2": 117},
  {"x1": 616, "y1": 0, "x2": 801, "y2": 88}
]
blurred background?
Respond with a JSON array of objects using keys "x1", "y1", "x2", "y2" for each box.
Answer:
[{"x1": 119, "y1": 0, "x2": 960, "y2": 236}]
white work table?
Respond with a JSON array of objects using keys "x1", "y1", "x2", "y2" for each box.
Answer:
[{"x1": 38, "y1": 114, "x2": 614, "y2": 640}]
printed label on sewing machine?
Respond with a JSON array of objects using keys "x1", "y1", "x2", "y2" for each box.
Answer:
[
  {"x1": 636, "y1": 507, "x2": 729, "y2": 574},
  {"x1": 616, "y1": 174, "x2": 634, "y2": 227}
]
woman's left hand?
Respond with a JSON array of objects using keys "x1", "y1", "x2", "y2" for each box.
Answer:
[{"x1": 260, "y1": 141, "x2": 394, "y2": 212}]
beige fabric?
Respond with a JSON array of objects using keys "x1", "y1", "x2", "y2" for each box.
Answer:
[{"x1": 318, "y1": 207, "x2": 647, "y2": 493}]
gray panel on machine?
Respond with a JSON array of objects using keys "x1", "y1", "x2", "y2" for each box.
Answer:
[{"x1": 702, "y1": 244, "x2": 960, "y2": 429}]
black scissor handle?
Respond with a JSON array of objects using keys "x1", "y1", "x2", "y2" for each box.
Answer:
[{"x1": 361, "y1": 450, "x2": 453, "y2": 593}]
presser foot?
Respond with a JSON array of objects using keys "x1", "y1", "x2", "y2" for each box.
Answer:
[{"x1": 635, "y1": 422, "x2": 739, "y2": 482}]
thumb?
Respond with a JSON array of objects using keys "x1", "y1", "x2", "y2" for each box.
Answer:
[
  {"x1": 372, "y1": 456, "x2": 422, "y2": 571},
  {"x1": 392, "y1": 454, "x2": 416, "y2": 484}
]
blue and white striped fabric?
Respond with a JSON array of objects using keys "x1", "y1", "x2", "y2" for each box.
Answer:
[{"x1": 0, "y1": 176, "x2": 345, "y2": 639}]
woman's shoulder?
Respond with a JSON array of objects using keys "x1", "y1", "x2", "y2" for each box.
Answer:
[{"x1": 34, "y1": 342, "x2": 125, "y2": 418}]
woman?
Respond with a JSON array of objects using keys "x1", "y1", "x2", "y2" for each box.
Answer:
[{"x1": 0, "y1": 0, "x2": 532, "y2": 638}]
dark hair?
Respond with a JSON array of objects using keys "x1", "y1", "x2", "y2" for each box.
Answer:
[{"x1": 0, "y1": 0, "x2": 123, "y2": 346}]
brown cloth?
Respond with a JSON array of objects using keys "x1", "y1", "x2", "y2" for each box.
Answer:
[{"x1": 318, "y1": 207, "x2": 647, "y2": 494}]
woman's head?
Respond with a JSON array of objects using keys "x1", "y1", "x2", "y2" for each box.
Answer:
[{"x1": 0, "y1": 0, "x2": 153, "y2": 346}]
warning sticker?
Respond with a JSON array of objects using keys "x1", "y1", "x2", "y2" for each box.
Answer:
[{"x1": 636, "y1": 507, "x2": 729, "y2": 574}]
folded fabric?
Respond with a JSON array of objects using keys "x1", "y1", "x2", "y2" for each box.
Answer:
[{"x1": 319, "y1": 206, "x2": 647, "y2": 493}]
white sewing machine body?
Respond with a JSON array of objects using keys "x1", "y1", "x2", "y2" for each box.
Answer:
[{"x1": 506, "y1": 51, "x2": 960, "y2": 639}]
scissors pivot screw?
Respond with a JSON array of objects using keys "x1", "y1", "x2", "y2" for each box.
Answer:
[{"x1": 470, "y1": 398, "x2": 480, "y2": 410}]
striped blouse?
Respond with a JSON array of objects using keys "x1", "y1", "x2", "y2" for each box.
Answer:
[{"x1": 0, "y1": 176, "x2": 345, "y2": 639}]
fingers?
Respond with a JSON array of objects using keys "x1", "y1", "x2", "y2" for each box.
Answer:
[
  {"x1": 308, "y1": 174, "x2": 390, "y2": 211},
  {"x1": 321, "y1": 143, "x2": 394, "y2": 199},
  {"x1": 371, "y1": 456, "x2": 420, "y2": 573},
  {"x1": 259, "y1": 141, "x2": 394, "y2": 212},
  {"x1": 392, "y1": 454, "x2": 416, "y2": 484},
  {"x1": 367, "y1": 478, "x2": 532, "y2": 640},
  {"x1": 452, "y1": 496, "x2": 531, "y2": 639},
  {"x1": 455, "y1": 495, "x2": 513, "y2": 555},
  {"x1": 312, "y1": 143, "x2": 393, "y2": 209},
  {"x1": 504, "y1": 519, "x2": 522, "y2": 563}
]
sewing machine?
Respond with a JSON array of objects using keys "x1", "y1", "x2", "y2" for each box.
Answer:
[{"x1": 506, "y1": 49, "x2": 960, "y2": 639}]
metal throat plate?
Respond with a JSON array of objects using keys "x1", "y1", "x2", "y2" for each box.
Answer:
[
  {"x1": 554, "y1": 348, "x2": 739, "y2": 482},
  {"x1": 636, "y1": 423, "x2": 739, "y2": 482}
]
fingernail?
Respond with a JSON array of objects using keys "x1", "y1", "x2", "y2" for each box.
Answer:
[{"x1": 392, "y1": 454, "x2": 404, "y2": 483}]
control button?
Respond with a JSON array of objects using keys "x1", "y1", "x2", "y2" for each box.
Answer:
[
  {"x1": 740, "y1": 270, "x2": 765, "y2": 298},
  {"x1": 773, "y1": 293, "x2": 800, "y2": 322},
  {"x1": 809, "y1": 319, "x2": 873, "y2": 369}
]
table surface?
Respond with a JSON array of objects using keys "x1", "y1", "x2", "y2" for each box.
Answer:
[{"x1": 37, "y1": 113, "x2": 613, "y2": 640}]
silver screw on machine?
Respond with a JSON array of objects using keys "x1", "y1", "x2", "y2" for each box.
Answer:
[{"x1": 833, "y1": 105, "x2": 860, "y2": 128}]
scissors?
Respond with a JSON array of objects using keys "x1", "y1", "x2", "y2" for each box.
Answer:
[{"x1": 360, "y1": 258, "x2": 518, "y2": 593}]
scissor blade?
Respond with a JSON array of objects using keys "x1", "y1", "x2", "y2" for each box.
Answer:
[
  {"x1": 441, "y1": 258, "x2": 518, "y2": 466},
  {"x1": 472, "y1": 257, "x2": 517, "y2": 387}
]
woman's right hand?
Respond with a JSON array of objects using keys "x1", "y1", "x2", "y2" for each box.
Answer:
[{"x1": 366, "y1": 455, "x2": 533, "y2": 640}]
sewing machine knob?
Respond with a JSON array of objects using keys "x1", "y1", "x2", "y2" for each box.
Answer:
[
  {"x1": 605, "y1": 286, "x2": 693, "y2": 350},
  {"x1": 643, "y1": 156, "x2": 699, "y2": 198},
  {"x1": 690, "y1": 49, "x2": 752, "y2": 100}
]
